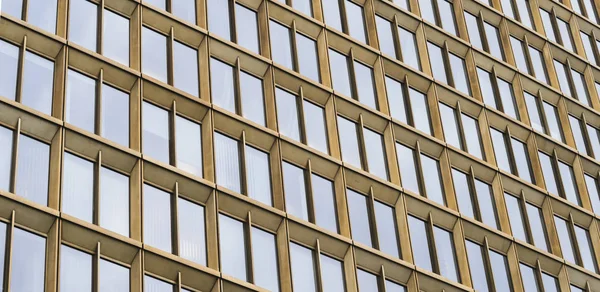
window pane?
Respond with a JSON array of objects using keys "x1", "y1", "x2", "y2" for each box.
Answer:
[
  {"x1": 581, "y1": 31, "x2": 597, "y2": 65},
  {"x1": 0, "y1": 126, "x2": 12, "y2": 192},
  {"x1": 245, "y1": 145, "x2": 272, "y2": 206},
  {"x1": 554, "y1": 60, "x2": 571, "y2": 97},
  {"x1": 462, "y1": 114, "x2": 483, "y2": 159},
  {"x1": 0, "y1": 40, "x2": 19, "y2": 100},
  {"x1": 511, "y1": 37, "x2": 528, "y2": 73},
  {"x1": 571, "y1": 285, "x2": 585, "y2": 292},
  {"x1": 586, "y1": 124, "x2": 600, "y2": 159},
  {"x1": 252, "y1": 227, "x2": 279, "y2": 291},
  {"x1": 66, "y1": 69, "x2": 96, "y2": 133},
  {"x1": 434, "y1": 226, "x2": 458, "y2": 281},
  {"x1": 363, "y1": 128, "x2": 387, "y2": 179},
  {"x1": 63, "y1": 153, "x2": 94, "y2": 223},
  {"x1": 465, "y1": 12, "x2": 482, "y2": 49},
  {"x1": 240, "y1": 71, "x2": 265, "y2": 126},
  {"x1": 543, "y1": 102, "x2": 562, "y2": 141},
  {"x1": 337, "y1": 116, "x2": 362, "y2": 168},
  {"x1": 11, "y1": 228, "x2": 46, "y2": 292},
  {"x1": 320, "y1": 255, "x2": 345, "y2": 292},
  {"x1": 542, "y1": 273, "x2": 559, "y2": 292},
  {"x1": 16, "y1": 135, "x2": 50, "y2": 206},
  {"x1": 176, "y1": 116, "x2": 202, "y2": 177},
  {"x1": 214, "y1": 133, "x2": 241, "y2": 193},
  {"x1": 397, "y1": 143, "x2": 419, "y2": 194},
  {"x1": 143, "y1": 184, "x2": 172, "y2": 252},
  {"x1": 376, "y1": 16, "x2": 395, "y2": 57},
  {"x1": 312, "y1": 174, "x2": 338, "y2": 233},
  {"x1": 526, "y1": 203, "x2": 548, "y2": 251},
  {"x1": 173, "y1": 41, "x2": 199, "y2": 97},
  {"x1": 554, "y1": 215, "x2": 576, "y2": 263},
  {"x1": 524, "y1": 92, "x2": 544, "y2": 132},
  {"x1": 410, "y1": 88, "x2": 431, "y2": 135},
  {"x1": 574, "y1": 225, "x2": 597, "y2": 272},
  {"x1": 515, "y1": 0, "x2": 533, "y2": 28},
  {"x1": 452, "y1": 169, "x2": 475, "y2": 218},
  {"x1": 178, "y1": 198, "x2": 206, "y2": 265},
  {"x1": 22, "y1": 51, "x2": 54, "y2": 115},
  {"x1": 386, "y1": 77, "x2": 407, "y2": 123},
  {"x1": 276, "y1": 89, "x2": 300, "y2": 141},
  {"x1": 386, "y1": 281, "x2": 406, "y2": 292},
  {"x1": 477, "y1": 68, "x2": 497, "y2": 108},
  {"x1": 28, "y1": 0, "x2": 57, "y2": 33},
  {"x1": 102, "y1": 84, "x2": 129, "y2": 147},
  {"x1": 408, "y1": 216, "x2": 432, "y2": 271},
  {"x1": 103, "y1": 9, "x2": 130, "y2": 66},
  {"x1": 99, "y1": 259, "x2": 130, "y2": 292},
  {"x1": 347, "y1": 189, "x2": 373, "y2": 247},
  {"x1": 538, "y1": 152, "x2": 559, "y2": 196},
  {"x1": 557, "y1": 19, "x2": 574, "y2": 51},
  {"x1": 476, "y1": 179, "x2": 498, "y2": 229},
  {"x1": 345, "y1": 1, "x2": 366, "y2": 43},
  {"x1": 210, "y1": 58, "x2": 236, "y2": 113},
  {"x1": 144, "y1": 275, "x2": 173, "y2": 292},
  {"x1": 304, "y1": 101, "x2": 328, "y2": 153},
  {"x1": 484, "y1": 22, "x2": 503, "y2": 60},
  {"x1": 374, "y1": 201, "x2": 399, "y2": 258},
  {"x1": 145, "y1": 0, "x2": 165, "y2": 9},
  {"x1": 520, "y1": 264, "x2": 540, "y2": 292},
  {"x1": 539, "y1": 9, "x2": 555, "y2": 41},
  {"x1": 207, "y1": 0, "x2": 231, "y2": 40},
  {"x1": 439, "y1": 103, "x2": 461, "y2": 149},
  {"x1": 293, "y1": 0, "x2": 312, "y2": 16},
  {"x1": 270, "y1": 20, "x2": 293, "y2": 69},
  {"x1": 465, "y1": 240, "x2": 490, "y2": 292},
  {"x1": 219, "y1": 214, "x2": 247, "y2": 281},
  {"x1": 60, "y1": 245, "x2": 92, "y2": 292},
  {"x1": 488, "y1": 250, "x2": 511, "y2": 292},
  {"x1": 398, "y1": 27, "x2": 420, "y2": 70},
  {"x1": 559, "y1": 161, "x2": 579, "y2": 206},
  {"x1": 69, "y1": 0, "x2": 97, "y2": 51},
  {"x1": 3, "y1": 0, "x2": 23, "y2": 20},
  {"x1": 297, "y1": 33, "x2": 320, "y2": 81},
  {"x1": 283, "y1": 162, "x2": 309, "y2": 220},
  {"x1": 450, "y1": 53, "x2": 469, "y2": 95},
  {"x1": 569, "y1": 116, "x2": 588, "y2": 154},
  {"x1": 357, "y1": 269, "x2": 379, "y2": 292},
  {"x1": 354, "y1": 61, "x2": 377, "y2": 109},
  {"x1": 511, "y1": 138, "x2": 532, "y2": 183},
  {"x1": 438, "y1": 0, "x2": 457, "y2": 35},
  {"x1": 173, "y1": 0, "x2": 196, "y2": 23},
  {"x1": 490, "y1": 128, "x2": 510, "y2": 172},
  {"x1": 141, "y1": 27, "x2": 167, "y2": 83},
  {"x1": 142, "y1": 102, "x2": 170, "y2": 164},
  {"x1": 497, "y1": 78, "x2": 518, "y2": 119},
  {"x1": 329, "y1": 49, "x2": 352, "y2": 98},
  {"x1": 501, "y1": 0, "x2": 515, "y2": 18},
  {"x1": 322, "y1": 0, "x2": 342, "y2": 31},
  {"x1": 585, "y1": 174, "x2": 600, "y2": 214},
  {"x1": 571, "y1": 69, "x2": 589, "y2": 106},
  {"x1": 428, "y1": 42, "x2": 447, "y2": 83},
  {"x1": 290, "y1": 243, "x2": 317, "y2": 292},
  {"x1": 504, "y1": 193, "x2": 527, "y2": 242},
  {"x1": 528, "y1": 46, "x2": 547, "y2": 84},
  {"x1": 100, "y1": 167, "x2": 129, "y2": 237},
  {"x1": 421, "y1": 154, "x2": 444, "y2": 206}
]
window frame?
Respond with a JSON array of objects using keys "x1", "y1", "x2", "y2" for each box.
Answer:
[
  {"x1": 438, "y1": 100, "x2": 485, "y2": 159},
  {"x1": 396, "y1": 141, "x2": 447, "y2": 206},
  {"x1": 426, "y1": 41, "x2": 472, "y2": 96},
  {"x1": 489, "y1": 126, "x2": 534, "y2": 182}
]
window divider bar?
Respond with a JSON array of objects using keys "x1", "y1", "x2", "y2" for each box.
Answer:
[
  {"x1": 96, "y1": 69, "x2": 104, "y2": 136},
  {"x1": 3, "y1": 211, "x2": 15, "y2": 292},
  {"x1": 93, "y1": 242, "x2": 100, "y2": 292},
  {"x1": 518, "y1": 190, "x2": 534, "y2": 244},
  {"x1": 240, "y1": 130, "x2": 249, "y2": 196},
  {"x1": 246, "y1": 211, "x2": 255, "y2": 284},
  {"x1": 15, "y1": 36, "x2": 27, "y2": 104},
  {"x1": 168, "y1": 27, "x2": 175, "y2": 87},
  {"x1": 392, "y1": 15, "x2": 402, "y2": 61},
  {"x1": 358, "y1": 114, "x2": 368, "y2": 172},
  {"x1": 468, "y1": 167, "x2": 483, "y2": 223},
  {"x1": 368, "y1": 187, "x2": 380, "y2": 250},
  {"x1": 93, "y1": 151, "x2": 102, "y2": 226},
  {"x1": 567, "y1": 213, "x2": 585, "y2": 267},
  {"x1": 234, "y1": 58, "x2": 243, "y2": 116},
  {"x1": 291, "y1": 21, "x2": 300, "y2": 73},
  {"x1": 97, "y1": 0, "x2": 105, "y2": 55},
  {"x1": 172, "y1": 182, "x2": 180, "y2": 256},
  {"x1": 315, "y1": 239, "x2": 324, "y2": 292},
  {"x1": 427, "y1": 212, "x2": 441, "y2": 275},
  {"x1": 414, "y1": 141, "x2": 427, "y2": 199},
  {"x1": 306, "y1": 159, "x2": 317, "y2": 224},
  {"x1": 170, "y1": 101, "x2": 178, "y2": 167},
  {"x1": 9, "y1": 119, "x2": 21, "y2": 194},
  {"x1": 298, "y1": 87, "x2": 309, "y2": 145}
]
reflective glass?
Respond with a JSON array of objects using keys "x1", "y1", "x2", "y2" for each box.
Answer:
[
  {"x1": 66, "y1": 69, "x2": 96, "y2": 133},
  {"x1": 477, "y1": 68, "x2": 497, "y2": 108},
  {"x1": 476, "y1": 179, "x2": 498, "y2": 229},
  {"x1": 322, "y1": 0, "x2": 342, "y2": 31},
  {"x1": 376, "y1": 16, "x2": 395, "y2": 57},
  {"x1": 0, "y1": 126, "x2": 12, "y2": 192},
  {"x1": 304, "y1": 101, "x2": 328, "y2": 153},
  {"x1": 465, "y1": 240, "x2": 490, "y2": 292},
  {"x1": 374, "y1": 201, "x2": 399, "y2": 258},
  {"x1": 357, "y1": 269, "x2": 379, "y2": 292},
  {"x1": 0, "y1": 39, "x2": 19, "y2": 100},
  {"x1": 510, "y1": 37, "x2": 528, "y2": 73},
  {"x1": 464, "y1": 12, "x2": 482, "y2": 49},
  {"x1": 397, "y1": 143, "x2": 419, "y2": 194},
  {"x1": 386, "y1": 281, "x2": 406, "y2": 292},
  {"x1": 450, "y1": 53, "x2": 470, "y2": 95},
  {"x1": 511, "y1": 138, "x2": 532, "y2": 183},
  {"x1": 141, "y1": 27, "x2": 168, "y2": 83},
  {"x1": 488, "y1": 250, "x2": 511, "y2": 292},
  {"x1": 420, "y1": 0, "x2": 436, "y2": 24},
  {"x1": 69, "y1": 0, "x2": 97, "y2": 52},
  {"x1": 11, "y1": 228, "x2": 46, "y2": 291},
  {"x1": 345, "y1": 1, "x2": 366, "y2": 43},
  {"x1": 207, "y1": 0, "x2": 231, "y2": 40},
  {"x1": 569, "y1": 115, "x2": 588, "y2": 154},
  {"x1": 539, "y1": 9, "x2": 555, "y2": 41},
  {"x1": 410, "y1": 88, "x2": 431, "y2": 135},
  {"x1": 28, "y1": 0, "x2": 57, "y2": 33},
  {"x1": 290, "y1": 243, "x2": 317, "y2": 292},
  {"x1": 0, "y1": 223, "x2": 5, "y2": 291},
  {"x1": 16, "y1": 135, "x2": 50, "y2": 205},
  {"x1": 504, "y1": 193, "x2": 527, "y2": 242},
  {"x1": 484, "y1": 22, "x2": 503, "y2": 60},
  {"x1": 452, "y1": 169, "x2": 475, "y2": 218},
  {"x1": 363, "y1": 128, "x2": 387, "y2": 179},
  {"x1": 554, "y1": 215, "x2": 576, "y2": 263},
  {"x1": 439, "y1": 103, "x2": 461, "y2": 149},
  {"x1": 100, "y1": 167, "x2": 129, "y2": 237},
  {"x1": 581, "y1": 31, "x2": 597, "y2": 65},
  {"x1": 490, "y1": 128, "x2": 510, "y2": 172},
  {"x1": 252, "y1": 227, "x2": 280, "y2": 291},
  {"x1": 270, "y1": 20, "x2": 293, "y2": 69},
  {"x1": 173, "y1": 0, "x2": 196, "y2": 23},
  {"x1": 176, "y1": 116, "x2": 202, "y2": 177},
  {"x1": 497, "y1": 78, "x2": 518, "y2": 119},
  {"x1": 354, "y1": 61, "x2": 377, "y2": 108},
  {"x1": 178, "y1": 198, "x2": 206, "y2": 265},
  {"x1": 337, "y1": 116, "x2": 362, "y2": 168},
  {"x1": 421, "y1": 154, "x2": 444, "y2": 205},
  {"x1": 434, "y1": 226, "x2": 458, "y2": 281},
  {"x1": 528, "y1": 46, "x2": 547, "y2": 84},
  {"x1": 102, "y1": 84, "x2": 129, "y2": 147},
  {"x1": 438, "y1": 0, "x2": 457, "y2": 35},
  {"x1": 574, "y1": 225, "x2": 597, "y2": 272},
  {"x1": 145, "y1": 0, "x2": 165, "y2": 9},
  {"x1": 515, "y1": 0, "x2": 533, "y2": 28},
  {"x1": 526, "y1": 203, "x2": 548, "y2": 251},
  {"x1": 60, "y1": 245, "x2": 92, "y2": 292},
  {"x1": 559, "y1": 161, "x2": 579, "y2": 205},
  {"x1": 210, "y1": 58, "x2": 236, "y2": 113},
  {"x1": 312, "y1": 174, "x2": 338, "y2": 233},
  {"x1": 543, "y1": 102, "x2": 563, "y2": 141},
  {"x1": 571, "y1": 69, "x2": 590, "y2": 106},
  {"x1": 214, "y1": 133, "x2": 241, "y2": 193},
  {"x1": 245, "y1": 145, "x2": 272, "y2": 206},
  {"x1": 524, "y1": 92, "x2": 543, "y2": 133},
  {"x1": 585, "y1": 174, "x2": 600, "y2": 214},
  {"x1": 553, "y1": 60, "x2": 571, "y2": 97},
  {"x1": 22, "y1": 51, "x2": 54, "y2": 115},
  {"x1": 586, "y1": 124, "x2": 600, "y2": 159},
  {"x1": 398, "y1": 27, "x2": 420, "y2": 70},
  {"x1": 219, "y1": 214, "x2": 247, "y2": 281},
  {"x1": 293, "y1": 0, "x2": 312, "y2": 16},
  {"x1": 173, "y1": 41, "x2": 199, "y2": 97},
  {"x1": 276, "y1": 89, "x2": 300, "y2": 141},
  {"x1": 386, "y1": 77, "x2": 407, "y2": 123},
  {"x1": 520, "y1": 263, "x2": 540, "y2": 292},
  {"x1": 144, "y1": 275, "x2": 172, "y2": 292},
  {"x1": 99, "y1": 259, "x2": 130, "y2": 292},
  {"x1": 63, "y1": 153, "x2": 94, "y2": 223},
  {"x1": 283, "y1": 162, "x2": 308, "y2": 220},
  {"x1": 539, "y1": 151, "x2": 559, "y2": 196},
  {"x1": 408, "y1": 216, "x2": 432, "y2": 271},
  {"x1": 542, "y1": 273, "x2": 559, "y2": 292},
  {"x1": 3, "y1": 0, "x2": 23, "y2": 19},
  {"x1": 557, "y1": 19, "x2": 574, "y2": 51},
  {"x1": 143, "y1": 184, "x2": 172, "y2": 252},
  {"x1": 428, "y1": 42, "x2": 447, "y2": 83},
  {"x1": 462, "y1": 114, "x2": 483, "y2": 159},
  {"x1": 297, "y1": 33, "x2": 320, "y2": 81},
  {"x1": 347, "y1": 189, "x2": 373, "y2": 247},
  {"x1": 142, "y1": 102, "x2": 170, "y2": 164},
  {"x1": 240, "y1": 71, "x2": 265, "y2": 126},
  {"x1": 103, "y1": 9, "x2": 130, "y2": 66},
  {"x1": 320, "y1": 255, "x2": 345, "y2": 292}
]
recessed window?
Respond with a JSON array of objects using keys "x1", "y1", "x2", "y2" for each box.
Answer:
[
  {"x1": 290, "y1": 243, "x2": 318, "y2": 292},
  {"x1": 408, "y1": 215, "x2": 458, "y2": 281},
  {"x1": 322, "y1": 0, "x2": 367, "y2": 43},
  {"x1": 207, "y1": 1, "x2": 260, "y2": 54},
  {"x1": 103, "y1": 9, "x2": 130, "y2": 66},
  {"x1": 322, "y1": 0, "x2": 343, "y2": 31},
  {"x1": 542, "y1": 273, "x2": 560, "y2": 292},
  {"x1": 427, "y1": 42, "x2": 470, "y2": 95},
  {"x1": 143, "y1": 184, "x2": 173, "y2": 252},
  {"x1": 374, "y1": 201, "x2": 400, "y2": 258},
  {"x1": 569, "y1": 115, "x2": 589, "y2": 155},
  {"x1": 504, "y1": 192, "x2": 528, "y2": 242},
  {"x1": 11, "y1": 227, "x2": 46, "y2": 291},
  {"x1": 357, "y1": 269, "x2": 379, "y2": 292},
  {"x1": 552, "y1": 216, "x2": 598, "y2": 272},
  {"x1": 99, "y1": 259, "x2": 130, "y2": 292},
  {"x1": 465, "y1": 240, "x2": 489, "y2": 291},
  {"x1": 100, "y1": 166, "x2": 130, "y2": 237},
  {"x1": 439, "y1": 102, "x2": 483, "y2": 159},
  {"x1": 375, "y1": 16, "x2": 395, "y2": 57},
  {"x1": 63, "y1": 153, "x2": 94, "y2": 223},
  {"x1": 477, "y1": 68, "x2": 519, "y2": 120},
  {"x1": 60, "y1": 245, "x2": 92, "y2": 292},
  {"x1": 252, "y1": 227, "x2": 280, "y2": 291},
  {"x1": 16, "y1": 134, "x2": 50, "y2": 206},
  {"x1": 219, "y1": 214, "x2": 248, "y2": 281},
  {"x1": 270, "y1": 20, "x2": 294, "y2": 69},
  {"x1": 510, "y1": 36, "x2": 528, "y2": 73},
  {"x1": 464, "y1": 12, "x2": 482, "y2": 49},
  {"x1": 142, "y1": 102, "x2": 171, "y2": 164},
  {"x1": 283, "y1": 164, "x2": 307, "y2": 219},
  {"x1": 396, "y1": 144, "x2": 445, "y2": 206},
  {"x1": 245, "y1": 145, "x2": 272, "y2": 205},
  {"x1": 22, "y1": 51, "x2": 55, "y2": 115},
  {"x1": 556, "y1": 18, "x2": 574, "y2": 51},
  {"x1": 490, "y1": 128, "x2": 533, "y2": 183},
  {"x1": 526, "y1": 202, "x2": 549, "y2": 251},
  {"x1": 452, "y1": 169, "x2": 499, "y2": 229},
  {"x1": 0, "y1": 39, "x2": 19, "y2": 101},
  {"x1": 385, "y1": 77, "x2": 432, "y2": 135},
  {"x1": 178, "y1": 197, "x2": 207, "y2": 265},
  {"x1": 214, "y1": 132, "x2": 242, "y2": 193},
  {"x1": 484, "y1": 22, "x2": 504, "y2": 60},
  {"x1": 585, "y1": 174, "x2": 600, "y2": 214},
  {"x1": 554, "y1": 215, "x2": 576, "y2": 263},
  {"x1": 524, "y1": 92, "x2": 562, "y2": 142},
  {"x1": 0, "y1": 127, "x2": 12, "y2": 192},
  {"x1": 488, "y1": 250, "x2": 512, "y2": 291},
  {"x1": 144, "y1": 275, "x2": 173, "y2": 291},
  {"x1": 519, "y1": 263, "x2": 540, "y2": 291},
  {"x1": 580, "y1": 31, "x2": 598, "y2": 65},
  {"x1": 173, "y1": 41, "x2": 200, "y2": 97},
  {"x1": 427, "y1": 42, "x2": 447, "y2": 84},
  {"x1": 337, "y1": 116, "x2": 388, "y2": 180},
  {"x1": 527, "y1": 45, "x2": 548, "y2": 84},
  {"x1": 141, "y1": 27, "x2": 168, "y2": 83}
]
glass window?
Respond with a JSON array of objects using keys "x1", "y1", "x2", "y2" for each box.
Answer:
[
  {"x1": 312, "y1": 174, "x2": 338, "y2": 233},
  {"x1": 526, "y1": 203, "x2": 548, "y2": 251},
  {"x1": 245, "y1": 146, "x2": 272, "y2": 206},
  {"x1": 252, "y1": 227, "x2": 280, "y2": 291},
  {"x1": 408, "y1": 215, "x2": 432, "y2": 271},
  {"x1": 585, "y1": 174, "x2": 600, "y2": 214},
  {"x1": 440, "y1": 103, "x2": 461, "y2": 149},
  {"x1": 452, "y1": 169, "x2": 475, "y2": 218},
  {"x1": 354, "y1": 61, "x2": 377, "y2": 109},
  {"x1": 276, "y1": 89, "x2": 300, "y2": 141},
  {"x1": 3, "y1": 0, "x2": 24, "y2": 21},
  {"x1": 543, "y1": 102, "x2": 563, "y2": 142},
  {"x1": 145, "y1": 0, "x2": 165, "y2": 9},
  {"x1": 63, "y1": 153, "x2": 94, "y2": 223},
  {"x1": 345, "y1": 1, "x2": 367, "y2": 43},
  {"x1": 557, "y1": 19, "x2": 574, "y2": 51},
  {"x1": 571, "y1": 69, "x2": 590, "y2": 106},
  {"x1": 515, "y1": 0, "x2": 533, "y2": 28},
  {"x1": 571, "y1": 285, "x2": 585, "y2": 292},
  {"x1": 270, "y1": 20, "x2": 294, "y2": 69},
  {"x1": 511, "y1": 37, "x2": 528, "y2": 73},
  {"x1": 583, "y1": 0, "x2": 598, "y2": 23},
  {"x1": 283, "y1": 162, "x2": 309, "y2": 221},
  {"x1": 428, "y1": 42, "x2": 447, "y2": 84},
  {"x1": 397, "y1": 143, "x2": 420, "y2": 194},
  {"x1": 173, "y1": 41, "x2": 199, "y2": 97},
  {"x1": 28, "y1": 0, "x2": 58, "y2": 33},
  {"x1": 99, "y1": 259, "x2": 130, "y2": 292},
  {"x1": 22, "y1": 51, "x2": 54, "y2": 115},
  {"x1": 293, "y1": 0, "x2": 312, "y2": 16},
  {"x1": 542, "y1": 273, "x2": 559, "y2": 292},
  {"x1": 240, "y1": 71, "x2": 266, "y2": 126},
  {"x1": 386, "y1": 77, "x2": 408, "y2": 123},
  {"x1": 421, "y1": 154, "x2": 444, "y2": 205},
  {"x1": 347, "y1": 189, "x2": 373, "y2": 247},
  {"x1": 501, "y1": 0, "x2": 515, "y2": 18},
  {"x1": 337, "y1": 116, "x2": 362, "y2": 168},
  {"x1": 586, "y1": 124, "x2": 600, "y2": 159},
  {"x1": 490, "y1": 128, "x2": 510, "y2": 172},
  {"x1": 207, "y1": 0, "x2": 231, "y2": 40},
  {"x1": 569, "y1": 115, "x2": 588, "y2": 154},
  {"x1": 497, "y1": 78, "x2": 518, "y2": 120},
  {"x1": 172, "y1": 0, "x2": 196, "y2": 23},
  {"x1": 100, "y1": 167, "x2": 129, "y2": 237},
  {"x1": 465, "y1": 240, "x2": 490, "y2": 292},
  {"x1": 520, "y1": 263, "x2": 540, "y2": 292},
  {"x1": 489, "y1": 250, "x2": 511, "y2": 292},
  {"x1": 463, "y1": 114, "x2": 484, "y2": 159},
  {"x1": 178, "y1": 198, "x2": 206, "y2": 265},
  {"x1": 437, "y1": 0, "x2": 457, "y2": 35},
  {"x1": 102, "y1": 84, "x2": 129, "y2": 147},
  {"x1": 420, "y1": 0, "x2": 436, "y2": 24},
  {"x1": 103, "y1": 9, "x2": 130, "y2": 66},
  {"x1": 539, "y1": 151, "x2": 559, "y2": 196},
  {"x1": 60, "y1": 245, "x2": 92, "y2": 292},
  {"x1": 11, "y1": 228, "x2": 46, "y2": 292},
  {"x1": 363, "y1": 128, "x2": 387, "y2": 179},
  {"x1": 504, "y1": 193, "x2": 527, "y2": 242},
  {"x1": 465, "y1": 12, "x2": 482, "y2": 49},
  {"x1": 478, "y1": 68, "x2": 497, "y2": 108},
  {"x1": 511, "y1": 138, "x2": 532, "y2": 183},
  {"x1": 484, "y1": 22, "x2": 503, "y2": 60},
  {"x1": 524, "y1": 92, "x2": 543, "y2": 133},
  {"x1": 0, "y1": 127, "x2": 12, "y2": 192},
  {"x1": 144, "y1": 275, "x2": 172, "y2": 292},
  {"x1": 290, "y1": 243, "x2": 317, "y2": 292},
  {"x1": 539, "y1": 9, "x2": 555, "y2": 41},
  {"x1": 304, "y1": 101, "x2": 328, "y2": 153},
  {"x1": 581, "y1": 31, "x2": 597, "y2": 65},
  {"x1": 214, "y1": 133, "x2": 241, "y2": 193},
  {"x1": 141, "y1": 27, "x2": 168, "y2": 83},
  {"x1": 553, "y1": 60, "x2": 571, "y2": 97},
  {"x1": 142, "y1": 102, "x2": 170, "y2": 164},
  {"x1": 386, "y1": 280, "x2": 406, "y2": 292},
  {"x1": 376, "y1": 16, "x2": 395, "y2": 57},
  {"x1": 210, "y1": 58, "x2": 236, "y2": 113},
  {"x1": 66, "y1": 69, "x2": 96, "y2": 133},
  {"x1": 558, "y1": 161, "x2": 580, "y2": 206},
  {"x1": 320, "y1": 254, "x2": 345, "y2": 292},
  {"x1": 410, "y1": 88, "x2": 432, "y2": 135},
  {"x1": 574, "y1": 225, "x2": 597, "y2": 272},
  {"x1": 357, "y1": 269, "x2": 379, "y2": 292},
  {"x1": 219, "y1": 214, "x2": 247, "y2": 281},
  {"x1": 69, "y1": 0, "x2": 97, "y2": 52},
  {"x1": 374, "y1": 201, "x2": 399, "y2": 258},
  {"x1": 235, "y1": 5, "x2": 260, "y2": 53},
  {"x1": 143, "y1": 184, "x2": 172, "y2": 252},
  {"x1": 16, "y1": 135, "x2": 50, "y2": 206},
  {"x1": 398, "y1": 27, "x2": 420, "y2": 70},
  {"x1": 476, "y1": 179, "x2": 498, "y2": 229},
  {"x1": 434, "y1": 226, "x2": 458, "y2": 282},
  {"x1": 528, "y1": 46, "x2": 548, "y2": 84},
  {"x1": 175, "y1": 116, "x2": 202, "y2": 177},
  {"x1": 554, "y1": 215, "x2": 576, "y2": 263},
  {"x1": 296, "y1": 33, "x2": 320, "y2": 82},
  {"x1": 322, "y1": 0, "x2": 343, "y2": 31},
  {"x1": 0, "y1": 39, "x2": 19, "y2": 100}
]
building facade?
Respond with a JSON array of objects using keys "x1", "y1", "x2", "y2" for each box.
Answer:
[{"x1": 0, "y1": 0, "x2": 600, "y2": 291}]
